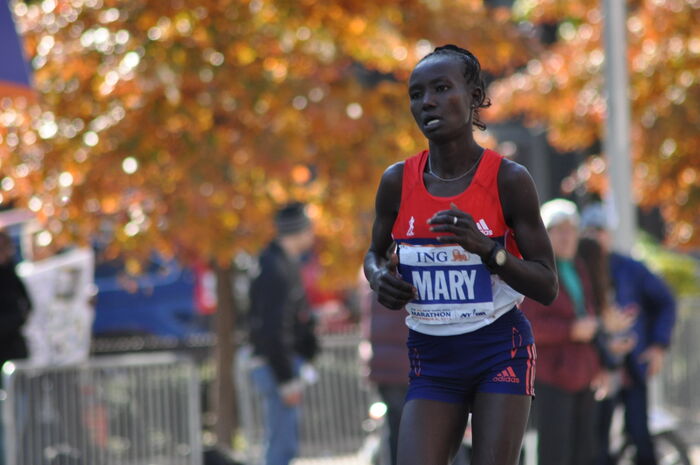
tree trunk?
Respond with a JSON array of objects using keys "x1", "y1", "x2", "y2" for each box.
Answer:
[{"x1": 213, "y1": 264, "x2": 237, "y2": 449}]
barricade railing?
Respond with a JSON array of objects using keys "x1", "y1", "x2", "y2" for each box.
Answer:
[
  {"x1": 1, "y1": 352, "x2": 202, "y2": 465},
  {"x1": 658, "y1": 296, "x2": 700, "y2": 442},
  {"x1": 235, "y1": 330, "x2": 376, "y2": 464}
]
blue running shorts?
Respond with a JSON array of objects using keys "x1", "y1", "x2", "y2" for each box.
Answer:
[{"x1": 406, "y1": 308, "x2": 536, "y2": 404}]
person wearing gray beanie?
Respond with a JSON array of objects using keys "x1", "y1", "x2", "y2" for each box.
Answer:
[
  {"x1": 248, "y1": 201, "x2": 317, "y2": 465},
  {"x1": 274, "y1": 202, "x2": 312, "y2": 237}
]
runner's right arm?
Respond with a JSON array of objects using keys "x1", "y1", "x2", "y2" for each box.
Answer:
[{"x1": 364, "y1": 162, "x2": 416, "y2": 310}]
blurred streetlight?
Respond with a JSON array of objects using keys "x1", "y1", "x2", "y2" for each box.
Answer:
[{"x1": 603, "y1": 0, "x2": 637, "y2": 253}]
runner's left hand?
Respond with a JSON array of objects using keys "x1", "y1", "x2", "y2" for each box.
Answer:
[{"x1": 428, "y1": 203, "x2": 493, "y2": 258}]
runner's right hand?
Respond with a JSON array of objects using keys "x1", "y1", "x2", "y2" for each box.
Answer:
[{"x1": 370, "y1": 253, "x2": 417, "y2": 310}]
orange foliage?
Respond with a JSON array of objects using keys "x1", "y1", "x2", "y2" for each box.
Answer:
[
  {"x1": 490, "y1": 0, "x2": 700, "y2": 248},
  {"x1": 0, "y1": 0, "x2": 531, "y2": 287}
]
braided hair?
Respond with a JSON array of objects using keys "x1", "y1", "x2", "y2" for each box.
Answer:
[{"x1": 419, "y1": 44, "x2": 491, "y2": 131}]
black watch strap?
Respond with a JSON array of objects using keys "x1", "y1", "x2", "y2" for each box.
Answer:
[{"x1": 486, "y1": 242, "x2": 505, "y2": 270}]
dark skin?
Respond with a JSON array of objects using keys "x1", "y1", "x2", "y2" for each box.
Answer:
[{"x1": 363, "y1": 54, "x2": 558, "y2": 465}]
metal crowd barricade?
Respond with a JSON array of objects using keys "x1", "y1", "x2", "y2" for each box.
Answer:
[
  {"x1": 236, "y1": 330, "x2": 376, "y2": 464},
  {"x1": 659, "y1": 296, "x2": 700, "y2": 443},
  {"x1": 2, "y1": 352, "x2": 202, "y2": 465}
]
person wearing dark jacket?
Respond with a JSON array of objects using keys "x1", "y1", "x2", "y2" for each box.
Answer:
[
  {"x1": 359, "y1": 276, "x2": 410, "y2": 465},
  {"x1": 248, "y1": 202, "x2": 318, "y2": 465},
  {"x1": 521, "y1": 199, "x2": 601, "y2": 465},
  {"x1": 581, "y1": 203, "x2": 676, "y2": 465},
  {"x1": 359, "y1": 281, "x2": 468, "y2": 465},
  {"x1": 0, "y1": 230, "x2": 31, "y2": 465},
  {"x1": 0, "y1": 231, "x2": 31, "y2": 371}
]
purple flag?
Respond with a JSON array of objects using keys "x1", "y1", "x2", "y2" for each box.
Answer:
[{"x1": 0, "y1": 0, "x2": 34, "y2": 98}]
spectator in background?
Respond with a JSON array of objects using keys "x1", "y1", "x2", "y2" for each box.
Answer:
[
  {"x1": 521, "y1": 199, "x2": 601, "y2": 465},
  {"x1": 576, "y1": 237, "x2": 637, "y2": 400},
  {"x1": 248, "y1": 203, "x2": 319, "y2": 465},
  {"x1": 0, "y1": 230, "x2": 32, "y2": 465},
  {"x1": 358, "y1": 279, "x2": 410, "y2": 465},
  {"x1": 358, "y1": 276, "x2": 468, "y2": 465},
  {"x1": 580, "y1": 203, "x2": 676, "y2": 465},
  {"x1": 0, "y1": 230, "x2": 31, "y2": 370}
]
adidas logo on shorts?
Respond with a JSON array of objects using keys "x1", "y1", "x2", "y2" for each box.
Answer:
[{"x1": 492, "y1": 366, "x2": 520, "y2": 383}]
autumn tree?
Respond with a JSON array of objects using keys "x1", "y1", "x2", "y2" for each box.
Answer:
[
  {"x1": 1, "y1": 0, "x2": 530, "y2": 447},
  {"x1": 487, "y1": 0, "x2": 700, "y2": 248}
]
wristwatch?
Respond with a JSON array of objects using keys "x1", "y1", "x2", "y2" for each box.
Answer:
[{"x1": 486, "y1": 242, "x2": 507, "y2": 269}]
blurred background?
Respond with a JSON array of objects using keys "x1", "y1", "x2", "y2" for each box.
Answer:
[{"x1": 0, "y1": 0, "x2": 698, "y2": 464}]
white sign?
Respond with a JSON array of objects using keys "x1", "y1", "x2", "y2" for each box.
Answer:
[{"x1": 17, "y1": 247, "x2": 95, "y2": 366}]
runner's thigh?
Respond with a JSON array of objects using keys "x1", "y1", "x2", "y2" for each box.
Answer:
[
  {"x1": 471, "y1": 392, "x2": 531, "y2": 465},
  {"x1": 396, "y1": 398, "x2": 469, "y2": 465}
]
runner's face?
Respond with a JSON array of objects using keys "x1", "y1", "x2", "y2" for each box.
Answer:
[{"x1": 408, "y1": 56, "x2": 475, "y2": 140}]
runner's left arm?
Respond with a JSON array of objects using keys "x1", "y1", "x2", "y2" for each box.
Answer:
[{"x1": 495, "y1": 160, "x2": 558, "y2": 304}]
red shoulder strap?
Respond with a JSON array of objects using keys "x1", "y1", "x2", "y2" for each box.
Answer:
[
  {"x1": 472, "y1": 149, "x2": 502, "y2": 191},
  {"x1": 400, "y1": 150, "x2": 428, "y2": 205}
]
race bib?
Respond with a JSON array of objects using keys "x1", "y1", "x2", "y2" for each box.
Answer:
[{"x1": 397, "y1": 242, "x2": 495, "y2": 324}]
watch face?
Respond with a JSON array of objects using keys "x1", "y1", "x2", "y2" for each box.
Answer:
[{"x1": 495, "y1": 248, "x2": 507, "y2": 266}]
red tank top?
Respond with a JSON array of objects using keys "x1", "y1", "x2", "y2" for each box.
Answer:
[
  {"x1": 391, "y1": 149, "x2": 524, "y2": 336},
  {"x1": 392, "y1": 149, "x2": 521, "y2": 255}
]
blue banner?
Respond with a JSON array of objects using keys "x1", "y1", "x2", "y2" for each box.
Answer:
[{"x1": 0, "y1": 0, "x2": 33, "y2": 97}]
